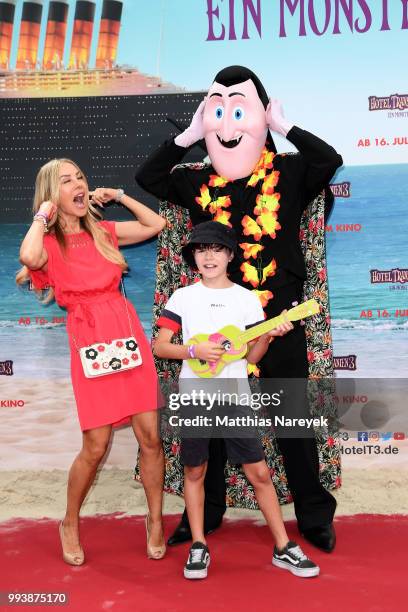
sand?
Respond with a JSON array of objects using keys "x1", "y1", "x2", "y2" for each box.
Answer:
[
  {"x1": 0, "y1": 467, "x2": 407, "y2": 523},
  {"x1": 1, "y1": 377, "x2": 407, "y2": 522}
]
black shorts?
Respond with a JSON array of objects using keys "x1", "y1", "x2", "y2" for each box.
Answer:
[{"x1": 178, "y1": 401, "x2": 265, "y2": 467}]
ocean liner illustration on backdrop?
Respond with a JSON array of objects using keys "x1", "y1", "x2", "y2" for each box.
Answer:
[
  {"x1": 0, "y1": 0, "x2": 179, "y2": 96},
  {"x1": 0, "y1": 1, "x2": 406, "y2": 381},
  {"x1": 0, "y1": 0, "x2": 204, "y2": 221}
]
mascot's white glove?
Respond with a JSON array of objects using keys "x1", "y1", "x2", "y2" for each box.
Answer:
[
  {"x1": 266, "y1": 98, "x2": 294, "y2": 137},
  {"x1": 175, "y1": 98, "x2": 206, "y2": 148}
]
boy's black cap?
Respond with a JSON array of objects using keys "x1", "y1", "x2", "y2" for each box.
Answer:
[{"x1": 182, "y1": 221, "x2": 238, "y2": 269}]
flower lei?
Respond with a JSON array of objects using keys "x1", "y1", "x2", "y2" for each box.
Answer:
[{"x1": 194, "y1": 147, "x2": 282, "y2": 307}]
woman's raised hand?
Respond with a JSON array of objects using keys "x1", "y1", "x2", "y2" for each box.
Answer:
[
  {"x1": 38, "y1": 200, "x2": 57, "y2": 221},
  {"x1": 90, "y1": 188, "x2": 117, "y2": 207}
]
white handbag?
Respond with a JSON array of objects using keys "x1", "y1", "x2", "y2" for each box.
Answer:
[{"x1": 72, "y1": 280, "x2": 143, "y2": 378}]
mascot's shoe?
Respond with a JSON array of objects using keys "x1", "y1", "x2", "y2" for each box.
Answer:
[
  {"x1": 167, "y1": 519, "x2": 223, "y2": 546},
  {"x1": 167, "y1": 522, "x2": 192, "y2": 546},
  {"x1": 301, "y1": 523, "x2": 336, "y2": 552}
]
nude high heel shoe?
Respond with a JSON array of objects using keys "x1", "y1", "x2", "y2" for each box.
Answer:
[
  {"x1": 59, "y1": 521, "x2": 85, "y2": 566},
  {"x1": 145, "y1": 515, "x2": 166, "y2": 560}
]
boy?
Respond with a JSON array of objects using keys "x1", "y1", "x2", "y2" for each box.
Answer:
[{"x1": 154, "y1": 221, "x2": 319, "y2": 579}]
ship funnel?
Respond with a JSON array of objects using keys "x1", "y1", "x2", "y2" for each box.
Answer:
[
  {"x1": 0, "y1": 1, "x2": 16, "y2": 70},
  {"x1": 16, "y1": 0, "x2": 43, "y2": 70},
  {"x1": 43, "y1": 1, "x2": 69, "y2": 70},
  {"x1": 95, "y1": 0, "x2": 122, "y2": 69},
  {"x1": 69, "y1": 0, "x2": 95, "y2": 70}
]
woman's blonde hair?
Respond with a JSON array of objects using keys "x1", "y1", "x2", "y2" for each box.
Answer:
[{"x1": 16, "y1": 158, "x2": 128, "y2": 302}]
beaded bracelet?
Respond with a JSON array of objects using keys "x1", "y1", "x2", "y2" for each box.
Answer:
[
  {"x1": 33, "y1": 214, "x2": 49, "y2": 233},
  {"x1": 35, "y1": 211, "x2": 49, "y2": 221}
]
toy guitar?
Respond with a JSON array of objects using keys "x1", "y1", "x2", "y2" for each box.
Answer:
[{"x1": 187, "y1": 299, "x2": 319, "y2": 378}]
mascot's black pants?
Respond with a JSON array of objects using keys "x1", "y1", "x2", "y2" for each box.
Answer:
[{"x1": 180, "y1": 281, "x2": 337, "y2": 532}]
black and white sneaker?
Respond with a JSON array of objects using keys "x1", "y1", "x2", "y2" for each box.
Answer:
[
  {"x1": 184, "y1": 542, "x2": 210, "y2": 579},
  {"x1": 272, "y1": 540, "x2": 320, "y2": 578}
]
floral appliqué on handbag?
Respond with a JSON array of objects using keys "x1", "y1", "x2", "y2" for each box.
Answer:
[
  {"x1": 73, "y1": 279, "x2": 143, "y2": 378},
  {"x1": 79, "y1": 337, "x2": 142, "y2": 378}
]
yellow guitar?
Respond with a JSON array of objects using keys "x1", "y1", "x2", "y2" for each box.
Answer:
[{"x1": 187, "y1": 299, "x2": 319, "y2": 378}]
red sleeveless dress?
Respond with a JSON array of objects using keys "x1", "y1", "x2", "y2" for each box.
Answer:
[{"x1": 29, "y1": 221, "x2": 159, "y2": 431}]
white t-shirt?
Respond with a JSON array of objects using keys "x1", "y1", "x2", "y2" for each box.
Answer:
[{"x1": 157, "y1": 281, "x2": 264, "y2": 381}]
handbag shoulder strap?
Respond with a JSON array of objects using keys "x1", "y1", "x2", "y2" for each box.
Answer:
[
  {"x1": 120, "y1": 277, "x2": 135, "y2": 338},
  {"x1": 70, "y1": 277, "x2": 135, "y2": 352}
]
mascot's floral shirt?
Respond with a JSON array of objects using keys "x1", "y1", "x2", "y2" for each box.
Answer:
[{"x1": 134, "y1": 130, "x2": 342, "y2": 508}]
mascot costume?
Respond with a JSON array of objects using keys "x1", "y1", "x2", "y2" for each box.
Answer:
[{"x1": 135, "y1": 66, "x2": 343, "y2": 552}]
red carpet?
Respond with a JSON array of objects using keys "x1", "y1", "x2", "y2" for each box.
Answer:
[{"x1": 0, "y1": 514, "x2": 405, "y2": 612}]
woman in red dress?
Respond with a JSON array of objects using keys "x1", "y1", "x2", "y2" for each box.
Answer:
[{"x1": 17, "y1": 158, "x2": 166, "y2": 565}]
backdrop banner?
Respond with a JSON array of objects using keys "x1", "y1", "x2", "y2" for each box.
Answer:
[{"x1": 0, "y1": 1, "x2": 406, "y2": 511}]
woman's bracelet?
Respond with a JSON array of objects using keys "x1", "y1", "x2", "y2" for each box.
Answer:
[
  {"x1": 35, "y1": 211, "x2": 49, "y2": 221},
  {"x1": 33, "y1": 213, "x2": 48, "y2": 233},
  {"x1": 187, "y1": 344, "x2": 196, "y2": 359},
  {"x1": 115, "y1": 188, "x2": 125, "y2": 202}
]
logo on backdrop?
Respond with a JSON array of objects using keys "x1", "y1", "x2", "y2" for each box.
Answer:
[
  {"x1": 330, "y1": 182, "x2": 351, "y2": 198},
  {"x1": 357, "y1": 431, "x2": 405, "y2": 442},
  {"x1": 206, "y1": 2, "x2": 408, "y2": 40},
  {"x1": 369, "y1": 94, "x2": 408, "y2": 111},
  {"x1": 0, "y1": 400, "x2": 25, "y2": 407},
  {"x1": 333, "y1": 355, "x2": 357, "y2": 371},
  {"x1": 370, "y1": 268, "x2": 408, "y2": 284},
  {"x1": 0, "y1": 360, "x2": 14, "y2": 376},
  {"x1": 326, "y1": 224, "x2": 362, "y2": 232}
]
